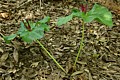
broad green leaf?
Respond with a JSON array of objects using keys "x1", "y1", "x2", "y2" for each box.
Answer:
[
  {"x1": 30, "y1": 31, "x2": 44, "y2": 40},
  {"x1": 82, "y1": 13, "x2": 97, "y2": 23},
  {"x1": 17, "y1": 21, "x2": 27, "y2": 35},
  {"x1": 57, "y1": 14, "x2": 73, "y2": 26},
  {"x1": 57, "y1": 9, "x2": 82, "y2": 26},
  {"x1": 19, "y1": 31, "x2": 29, "y2": 37},
  {"x1": 29, "y1": 21, "x2": 36, "y2": 29},
  {"x1": 72, "y1": 9, "x2": 93, "y2": 22},
  {"x1": 83, "y1": 16, "x2": 95, "y2": 23},
  {"x1": 21, "y1": 31, "x2": 37, "y2": 43},
  {"x1": 3, "y1": 34, "x2": 17, "y2": 43},
  {"x1": 39, "y1": 16, "x2": 50, "y2": 23},
  {"x1": 86, "y1": 4, "x2": 113, "y2": 27},
  {"x1": 32, "y1": 27, "x2": 44, "y2": 39},
  {"x1": 21, "y1": 31, "x2": 44, "y2": 43},
  {"x1": 97, "y1": 12, "x2": 113, "y2": 27},
  {"x1": 20, "y1": 28, "x2": 44, "y2": 43},
  {"x1": 40, "y1": 23, "x2": 50, "y2": 31},
  {"x1": 21, "y1": 32, "x2": 33, "y2": 42},
  {"x1": 72, "y1": 9, "x2": 82, "y2": 18},
  {"x1": 3, "y1": 34, "x2": 17, "y2": 40},
  {"x1": 18, "y1": 23, "x2": 48, "y2": 42}
]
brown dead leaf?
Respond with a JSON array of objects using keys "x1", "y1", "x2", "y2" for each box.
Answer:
[
  {"x1": 0, "y1": 12, "x2": 9, "y2": 19},
  {"x1": 25, "y1": 13, "x2": 33, "y2": 19},
  {"x1": 0, "y1": 48, "x2": 4, "y2": 53},
  {"x1": 0, "y1": 53, "x2": 9, "y2": 62},
  {"x1": 30, "y1": 62, "x2": 39, "y2": 68},
  {"x1": 13, "y1": 48, "x2": 19, "y2": 63},
  {"x1": 85, "y1": 69, "x2": 93, "y2": 80},
  {"x1": 71, "y1": 71, "x2": 84, "y2": 76}
]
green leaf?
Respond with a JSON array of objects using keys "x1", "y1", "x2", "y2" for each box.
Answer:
[
  {"x1": 19, "y1": 27, "x2": 45, "y2": 43},
  {"x1": 18, "y1": 21, "x2": 49, "y2": 43},
  {"x1": 17, "y1": 21, "x2": 27, "y2": 35},
  {"x1": 29, "y1": 21, "x2": 36, "y2": 29},
  {"x1": 82, "y1": 13, "x2": 97, "y2": 23},
  {"x1": 21, "y1": 30, "x2": 44, "y2": 43},
  {"x1": 30, "y1": 30, "x2": 44, "y2": 40},
  {"x1": 3, "y1": 34, "x2": 17, "y2": 43},
  {"x1": 57, "y1": 9, "x2": 83, "y2": 26},
  {"x1": 86, "y1": 4, "x2": 113, "y2": 27},
  {"x1": 72, "y1": 9, "x2": 83, "y2": 18},
  {"x1": 19, "y1": 31, "x2": 29, "y2": 37},
  {"x1": 21, "y1": 32, "x2": 33, "y2": 42},
  {"x1": 97, "y1": 12, "x2": 113, "y2": 27},
  {"x1": 38, "y1": 16, "x2": 50, "y2": 23},
  {"x1": 40, "y1": 23, "x2": 50, "y2": 31},
  {"x1": 57, "y1": 14, "x2": 73, "y2": 26}
]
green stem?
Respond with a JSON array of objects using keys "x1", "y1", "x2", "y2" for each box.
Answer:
[
  {"x1": 36, "y1": 40, "x2": 66, "y2": 73},
  {"x1": 74, "y1": 21, "x2": 85, "y2": 68}
]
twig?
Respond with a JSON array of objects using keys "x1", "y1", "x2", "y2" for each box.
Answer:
[
  {"x1": 40, "y1": 0, "x2": 42, "y2": 9},
  {"x1": 17, "y1": 0, "x2": 32, "y2": 8}
]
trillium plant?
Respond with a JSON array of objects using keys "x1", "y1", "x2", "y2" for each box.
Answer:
[
  {"x1": 57, "y1": 3, "x2": 113, "y2": 68},
  {"x1": 3, "y1": 16, "x2": 66, "y2": 73}
]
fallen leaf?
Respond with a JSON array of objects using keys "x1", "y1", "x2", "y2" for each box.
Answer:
[
  {"x1": 13, "y1": 48, "x2": 19, "y2": 63},
  {"x1": 0, "y1": 48, "x2": 4, "y2": 53},
  {"x1": 85, "y1": 69, "x2": 93, "y2": 80},
  {"x1": 71, "y1": 70, "x2": 84, "y2": 76},
  {"x1": 8, "y1": 68, "x2": 17, "y2": 73},
  {"x1": 0, "y1": 53, "x2": 9, "y2": 62},
  {"x1": 25, "y1": 13, "x2": 33, "y2": 19},
  {"x1": 0, "y1": 12, "x2": 9, "y2": 19},
  {"x1": 30, "y1": 62, "x2": 39, "y2": 68},
  {"x1": 99, "y1": 37, "x2": 106, "y2": 42}
]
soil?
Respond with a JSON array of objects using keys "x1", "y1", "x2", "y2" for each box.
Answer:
[{"x1": 0, "y1": 0, "x2": 120, "y2": 80}]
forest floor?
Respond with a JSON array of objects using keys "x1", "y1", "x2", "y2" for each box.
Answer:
[{"x1": 0, "y1": 0, "x2": 120, "y2": 80}]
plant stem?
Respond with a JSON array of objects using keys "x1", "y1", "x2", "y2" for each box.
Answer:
[
  {"x1": 74, "y1": 21, "x2": 85, "y2": 68},
  {"x1": 36, "y1": 40, "x2": 66, "y2": 73}
]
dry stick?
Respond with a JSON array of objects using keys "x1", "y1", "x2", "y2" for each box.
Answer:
[
  {"x1": 40, "y1": 0, "x2": 42, "y2": 8},
  {"x1": 17, "y1": 0, "x2": 32, "y2": 8}
]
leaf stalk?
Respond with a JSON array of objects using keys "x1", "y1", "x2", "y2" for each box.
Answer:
[
  {"x1": 74, "y1": 21, "x2": 85, "y2": 68},
  {"x1": 36, "y1": 40, "x2": 66, "y2": 73}
]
